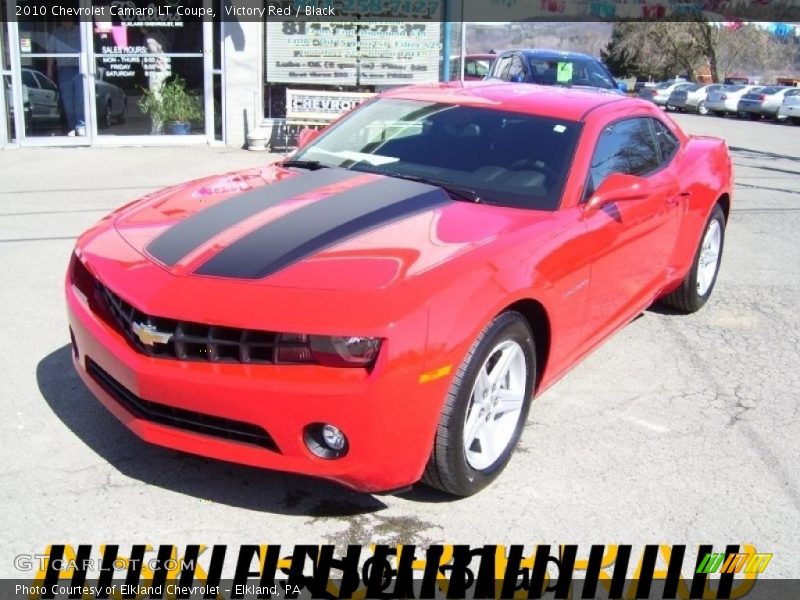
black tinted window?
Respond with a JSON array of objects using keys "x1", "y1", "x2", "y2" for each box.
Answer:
[
  {"x1": 528, "y1": 57, "x2": 615, "y2": 89},
  {"x1": 295, "y1": 99, "x2": 581, "y2": 211},
  {"x1": 22, "y1": 70, "x2": 37, "y2": 87},
  {"x1": 587, "y1": 118, "x2": 660, "y2": 196},
  {"x1": 652, "y1": 119, "x2": 679, "y2": 163}
]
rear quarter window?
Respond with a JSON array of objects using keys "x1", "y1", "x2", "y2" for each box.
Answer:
[{"x1": 585, "y1": 118, "x2": 660, "y2": 198}]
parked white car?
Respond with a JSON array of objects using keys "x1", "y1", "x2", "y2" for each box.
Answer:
[
  {"x1": 21, "y1": 68, "x2": 61, "y2": 124},
  {"x1": 19, "y1": 68, "x2": 127, "y2": 130},
  {"x1": 704, "y1": 85, "x2": 761, "y2": 116},
  {"x1": 777, "y1": 90, "x2": 800, "y2": 123},
  {"x1": 666, "y1": 83, "x2": 725, "y2": 115}
]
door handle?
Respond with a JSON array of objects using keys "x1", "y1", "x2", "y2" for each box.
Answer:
[{"x1": 667, "y1": 192, "x2": 691, "y2": 207}]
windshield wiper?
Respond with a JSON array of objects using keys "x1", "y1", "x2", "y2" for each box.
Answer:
[
  {"x1": 378, "y1": 171, "x2": 483, "y2": 203},
  {"x1": 280, "y1": 159, "x2": 329, "y2": 171}
]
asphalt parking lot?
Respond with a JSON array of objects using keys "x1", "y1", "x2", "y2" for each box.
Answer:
[{"x1": 1, "y1": 114, "x2": 798, "y2": 579}]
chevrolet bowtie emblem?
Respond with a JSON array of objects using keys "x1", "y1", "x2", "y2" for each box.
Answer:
[{"x1": 131, "y1": 321, "x2": 173, "y2": 346}]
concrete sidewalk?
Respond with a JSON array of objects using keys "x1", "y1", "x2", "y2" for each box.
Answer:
[{"x1": 1, "y1": 146, "x2": 284, "y2": 218}]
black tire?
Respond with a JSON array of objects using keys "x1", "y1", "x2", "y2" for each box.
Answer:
[
  {"x1": 422, "y1": 311, "x2": 535, "y2": 496},
  {"x1": 662, "y1": 204, "x2": 726, "y2": 313},
  {"x1": 697, "y1": 101, "x2": 709, "y2": 116}
]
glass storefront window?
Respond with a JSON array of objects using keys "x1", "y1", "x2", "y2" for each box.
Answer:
[
  {"x1": 16, "y1": 0, "x2": 85, "y2": 137},
  {"x1": 2, "y1": 4, "x2": 13, "y2": 142},
  {"x1": 3, "y1": 74, "x2": 15, "y2": 142},
  {"x1": 92, "y1": 1, "x2": 206, "y2": 136}
]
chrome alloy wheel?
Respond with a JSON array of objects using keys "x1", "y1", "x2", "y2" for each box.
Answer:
[
  {"x1": 697, "y1": 219, "x2": 722, "y2": 296},
  {"x1": 463, "y1": 340, "x2": 527, "y2": 470}
]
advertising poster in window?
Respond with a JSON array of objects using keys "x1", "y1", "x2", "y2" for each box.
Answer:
[{"x1": 266, "y1": 20, "x2": 442, "y2": 87}]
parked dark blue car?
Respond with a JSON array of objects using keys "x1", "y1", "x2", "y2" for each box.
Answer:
[{"x1": 487, "y1": 49, "x2": 624, "y2": 93}]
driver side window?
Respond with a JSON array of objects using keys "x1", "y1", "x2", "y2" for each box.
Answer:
[
  {"x1": 585, "y1": 118, "x2": 660, "y2": 199},
  {"x1": 493, "y1": 56, "x2": 512, "y2": 80},
  {"x1": 507, "y1": 56, "x2": 526, "y2": 83}
]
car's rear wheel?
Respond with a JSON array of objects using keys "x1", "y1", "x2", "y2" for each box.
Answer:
[
  {"x1": 697, "y1": 101, "x2": 709, "y2": 115},
  {"x1": 422, "y1": 311, "x2": 535, "y2": 496},
  {"x1": 662, "y1": 204, "x2": 726, "y2": 313}
]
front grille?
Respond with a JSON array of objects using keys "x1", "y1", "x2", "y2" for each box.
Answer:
[
  {"x1": 72, "y1": 254, "x2": 310, "y2": 365},
  {"x1": 86, "y1": 358, "x2": 279, "y2": 451}
]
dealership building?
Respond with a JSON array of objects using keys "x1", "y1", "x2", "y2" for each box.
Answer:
[{"x1": 0, "y1": 0, "x2": 455, "y2": 149}]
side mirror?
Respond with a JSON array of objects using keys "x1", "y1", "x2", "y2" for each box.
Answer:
[
  {"x1": 617, "y1": 81, "x2": 628, "y2": 93},
  {"x1": 510, "y1": 73, "x2": 525, "y2": 84},
  {"x1": 585, "y1": 173, "x2": 652, "y2": 211},
  {"x1": 296, "y1": 127, "x2": 321, "y2": 149}
]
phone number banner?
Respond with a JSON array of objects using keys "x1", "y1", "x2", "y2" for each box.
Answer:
[{"x1": 266, "y1": 21, "x2": 441, "y2": 86}]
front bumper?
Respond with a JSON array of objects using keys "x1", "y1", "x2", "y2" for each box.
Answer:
[{"x1": 66, "y1": 267, "x2": 445, "y2": 493}]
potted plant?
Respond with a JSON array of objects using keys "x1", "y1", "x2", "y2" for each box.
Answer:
[{"x1": 139, "y1": 76, "x2": 202, "y2": 135}]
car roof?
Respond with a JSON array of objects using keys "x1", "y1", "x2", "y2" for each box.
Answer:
[
  {"x1": 503, "y1": 49, "x2": 598, "y2": 61},
  {"x1": 380, "y1": 81, "x2": 640, "y2": 122}
]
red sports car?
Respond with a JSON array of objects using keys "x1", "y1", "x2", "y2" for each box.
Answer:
[{"x1": 66, "y1": 82, "x2": 732, "y2": 496}]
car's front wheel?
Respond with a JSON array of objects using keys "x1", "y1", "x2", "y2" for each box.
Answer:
[
  {"x1": 697, "y1": 101, "x2": 709, "y2": 115},
  {"x1": 423, "y1": 311, "x2": 535, "y2": 496},
  {"x1": 662, "y1": 204, "x2": 726, "y2": 313}
]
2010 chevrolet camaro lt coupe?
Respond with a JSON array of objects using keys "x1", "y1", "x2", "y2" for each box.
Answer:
[{"x1": 66, "y1": 82, "x2": 733, "y2": 496}]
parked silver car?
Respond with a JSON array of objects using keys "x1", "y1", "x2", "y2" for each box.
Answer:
[
  {"x1": 639, "y1": 80, "x2": 693, "y2": 107},
  {"x1": 704, "y1": 85, "x2": 761, "y2": 116},
  {"x1": 777, "y1": 90, "x2": 800, "y2": 123},
  {"x1": 737, "y1": 86, "x2": 799, "y2": 121},
  {"x1": 666, "y1": 83, "x2": 725, "y2": 115}
]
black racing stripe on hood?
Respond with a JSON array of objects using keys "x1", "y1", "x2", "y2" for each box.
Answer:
[
  {"x1": 194, "y1": 176, "x2": 451, "y2": 280},
  {"x1": 146, "y1": 168, "x2": 360, "y2": 266}
]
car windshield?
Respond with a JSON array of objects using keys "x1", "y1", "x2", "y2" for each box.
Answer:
[
  {"x1": 526, "y1": 57, "x2": 615, "y2": 90},
  {"x1": 725, "y1": 85, "x2": 746, "y2": 92},
  {"x1": 759, "y1": 86, "x2": 784, "y2": 95},
  {"x1": 292, "y1": 98, "x2": 581, "y2": 211}
]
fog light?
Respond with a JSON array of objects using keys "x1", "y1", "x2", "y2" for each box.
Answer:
[
  {"x1": 304, "y1": 423, "x2": 349, "y2": 459},
  {"x1": 322, "y1": 424, "x2": 346, "y2": 451}
]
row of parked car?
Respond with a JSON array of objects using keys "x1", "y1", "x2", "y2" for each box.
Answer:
[{"x1": 639, "y1": 80, "x2": 800, "y2": 123}]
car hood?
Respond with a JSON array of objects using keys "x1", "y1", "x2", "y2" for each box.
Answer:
[{"x1": 109, "y1": 165, "x2": 536, "y2": 292}]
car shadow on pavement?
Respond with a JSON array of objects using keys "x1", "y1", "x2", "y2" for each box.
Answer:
[{"x1": 37, "y1": 344, "x2": 393, "y2": 516}]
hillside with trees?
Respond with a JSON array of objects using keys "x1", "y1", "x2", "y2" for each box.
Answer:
[
  {"x1": 463, "y1": 22, "x2": 800, "y2": 83},
  {"x1": 600, "y1": 22, "x2": 800, "y2": 82}
]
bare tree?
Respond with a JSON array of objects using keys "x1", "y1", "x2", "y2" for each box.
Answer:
[{"x1": 607, "y1": 21, "x2": 800, "y2": 83}]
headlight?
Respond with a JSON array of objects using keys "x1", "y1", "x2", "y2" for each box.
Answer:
[
  {"x1": 309, "y1": 335, "x2": 382, "y2": 368},
  {"x1": 275, "y1": 333, "x2": 381, "y2": 368}
]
